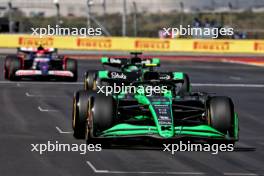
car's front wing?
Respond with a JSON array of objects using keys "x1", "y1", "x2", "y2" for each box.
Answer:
[
  {"x1": 15, "y1": 70, "x2": 74, "y2": 77},
  {"x1": 97, "y1": 124, "x2": 238, "y2": 141}
]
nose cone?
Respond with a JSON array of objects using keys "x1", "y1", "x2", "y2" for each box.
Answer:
[{"x1": 39, "y1": 63, "x2": 49, "y2": 75}]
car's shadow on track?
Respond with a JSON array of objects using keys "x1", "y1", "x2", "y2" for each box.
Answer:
[
  {"x1": 97, "y1": 139, "x2": 257, "y2": 152},
  {"x1": 95, "y1": 139, "x2": 165, "y2": 150},
  {"x1": 234, "y1": 147, "x2": 256, "y2": 152},
  {"x1": 101, "y1": 145, "x2": 257, "y2": 153}
]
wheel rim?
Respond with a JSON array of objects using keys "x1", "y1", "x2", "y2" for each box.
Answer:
[
  {"x1": 8, "y1": 64, "x2": 12, "y2": 80},
  {"x1": 85, "y1": 121, "x2": 89, "y2": 140},
  {"x1": 4, "y1": 67, "x2": 7, "y2": 79},
  {"x1": 92, "y1": 80, "x2": 96, "y2": 90},
  {"x1": 72, "y1": 97, "x2": 77, "y2": 129},
  {"x1": 86, "y1": 99, "x2": 93, "y2": 140},
  {"x1": 84, "y1": 79, "x2": 88, "y2": 90},
  {"x1": 207, "y1": 108, "x2": 211, "y2": 125}
]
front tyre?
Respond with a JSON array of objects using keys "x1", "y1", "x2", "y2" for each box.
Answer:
[
  {"x1": 88, "y1": 94, "x2": 115, "y2": 142},
  {"x1": 207, "y1": 96, "x2": 235, "y2": 137},
  {"x1": 65, "y1": 58, "x2": 78, "y2": 82},
  {"x1": 72, "y1": 90, "x2": 95, "y2": 139},
  {"x1": 8, "y1": 57, "x2": 22, "y2": 81},
  {"x1": 4, "y1": 57, "x2": 11, "y2": 79}
]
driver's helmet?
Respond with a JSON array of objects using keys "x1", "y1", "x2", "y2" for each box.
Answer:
[
  {"x1": 36, "y1": 50, "x2": 45, "y2": 57},
  {"x1": 125, "y1": 65, "x2": 139, "y2": 72},
  {"x1": 131, "y1": 57, "x2": 141, "y2": 64}
]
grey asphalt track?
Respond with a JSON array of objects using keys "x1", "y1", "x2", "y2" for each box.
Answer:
[{"x1": 0, "y1": 57, "x2": 264, "y2": 176}]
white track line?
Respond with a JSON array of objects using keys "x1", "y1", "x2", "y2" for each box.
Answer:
[
  {"x1": 229, "y1": 76, "x2": 242, "y2": 81},
  {"x1": 25, "y1": 92, "x2": 37, "y2": 97},
  {"x1": 38, "y1": 106, "x2": 58, "y2": 112},
  {"x1": 0, "y1": 81, "x2": 83, "y2": 85},
  {"x1": 86, "y1": 161, "x2": 204, "y2": 175},
  {"x1": 223, "y1": 173, "x2": 257, "y2": 176},
  {"x1": 25, "y1": 92, "x2": 62, "y2": 98},
  {"x1": 55, "y1": 126, "x2": 73, "y2": 134},
  {"x1": 192, "y1": 83, "x2": 264, "y2": 88},
  {"x1": 1, "y1": 81, "x2": 264, "y2": 88},
  {"x1": 86, "y1": 161, "x2": 109, "y2": 173},
  {"x1": 223, "y1": 60, "x2": 264, "y2": 68},
  {"x1": 258, "y1": 142, "x2": 264, "y2": 146},
  {"x1": 86, "y1": 161, "x2": 258, "y2": 175}
]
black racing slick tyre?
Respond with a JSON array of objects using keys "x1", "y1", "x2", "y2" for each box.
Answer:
[
  {"x1": 207, "y1": 96, "x2": 234, "y2": 136},
  {"x1": 8, "y1": 57, "x2": 22, "y2": 81},
  {"x1": 5, "y1": 55, "x2": 19, "y2": 80},
  {"x1": 4, "y1": 58, "x2": 11, "y2": 80},
  {"x1": 89, "y1": 94, "x2": 115, "y2": 137},
  {"x1": 84, "y1": 71, "x2": 97, "y2": 90},
  {"x1": 178, "y1": 73, "x2": 191, "y2": 95},
  {"x1": 65, "y1": 58, "x2": 78, "y2": 82},
  {"x1": 72, "y1": 90, "x2": 96, "y2": 139}
]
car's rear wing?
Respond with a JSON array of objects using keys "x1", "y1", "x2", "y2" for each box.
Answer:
[
  {"x1": 101, "y1": 57, "x2": 160, "y2": 68},
  {"x1": 17, "y1": 47, "x2": 57, "y2": 54},
  {"x1": 142, "y1": 58, "x2": 160, "y2": 68},
  {"x1": 101, "y1": 57, "x2": 129, "y2": 67}
]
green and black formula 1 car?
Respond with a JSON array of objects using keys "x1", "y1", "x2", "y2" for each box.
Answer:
[
  {"x1": 72, "y1": 72, "x2": 239, "y2": 145},
  {"x1": 84, "y1": 52, "x2": 191, "y2": 94}
]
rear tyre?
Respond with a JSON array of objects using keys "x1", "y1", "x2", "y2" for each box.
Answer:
[
  {"x1": 178, "y1": 73, "x2": 191, "y2": 95},
  {"x1": 84, "y1": 71, "x2": 97, "y2": 90},
  {"x1": 207, "y1": 96, "x2": 234, "y2": 136},
  {"x1": 65, "y1": 58, "x2": 78, "y2": 82},
  {"x1": 72, "y1": 90, "x2": 96, "y2": 139}
]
